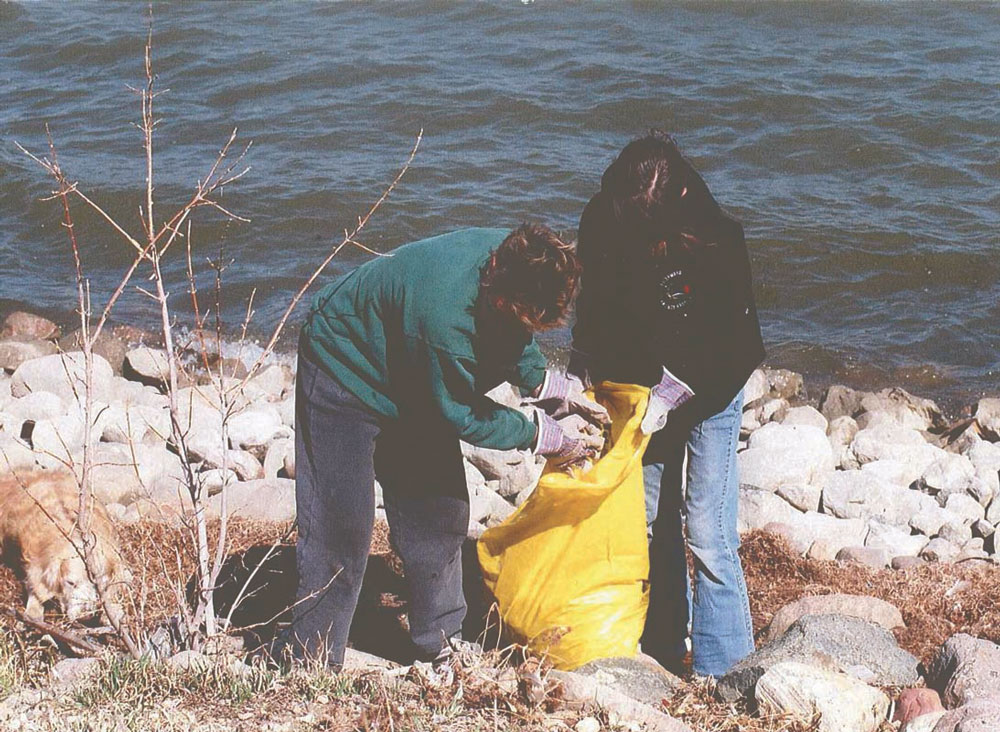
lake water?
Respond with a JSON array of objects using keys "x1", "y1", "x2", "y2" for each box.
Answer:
[{"x1": 1, "y1": 1, "x2": 998, "y2": 410}]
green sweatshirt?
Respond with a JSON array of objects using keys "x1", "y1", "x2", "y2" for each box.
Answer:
[{"x1": 302, "y1": 228, "x2": 547, "y2": 451}]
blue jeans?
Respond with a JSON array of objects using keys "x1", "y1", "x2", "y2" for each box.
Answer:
[{"x1": 641, "y1": 390, "x2": 753, "y2": 677}]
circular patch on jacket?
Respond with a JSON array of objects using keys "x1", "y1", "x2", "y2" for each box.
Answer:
[{"x1": 658, "y1": 269, "x2": 693, "y2": 311}]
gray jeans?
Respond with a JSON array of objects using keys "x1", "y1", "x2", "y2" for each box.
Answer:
[{"x1": 291, "y1": 345, "x2": 469, "y2": 666}]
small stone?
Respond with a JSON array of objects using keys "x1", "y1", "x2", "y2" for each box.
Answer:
[
  {"x1": 756, "y1": 397, "x2": 789, "y2": 424},
  {"x1": 972, "y1": 519, "x2": 995, "y2": 539},
  {"x1": 807, "y1": 540, "x2": 839, "y2": 561},
  {"x1": 865, "y1": 520, "x2": 927, "y2": 557},
  {"x1": 755, "y1": 661, "x2": 889, "y2": 732},
  {"x1": 50, "y1": 657, "x2": 101, "y2": 686},
  {"x1": 911, "y1": 504, "x2": 954, "y2": 537},
  {"x1": 837, "y1": 545, "x2": 889, "y2": 568},
  {"x1": 894, "y1": 688, "x2": 944, "y2": 724},
  {"x1": 167, "y1": 650, "x2": 208, "y2": 672},
  {"x1": 861, "y1": 458, "x2": 923, "y2": 488},
  {"x1": 123, "y1": 346, "x2": 171, "y2": 387},
  {"x1": 227, "y1": 406, "x2": 289, "y2": 451},
  {"x1": 929, "y1": 699, "x2": 1000, "y2": 731},
  {"x1": 762, "y1": 594, "x2": 904, "y2": 644},
  {"x1": 938, "y1": 521, "x2": 973, "y2": 545},
  {"x1": 575, "y1": 717, "x2": 601, "y2": 732},
  {"x1": 1, "y1": 311, "x2": 60, "y2": 341},
  {"x1": 921, "y1": 537, "x2": 960, "y2": 563},
  {"x1": 858, "y1": 387, "x2": 946, "y2": 432},
  {"x1": 892, "y1": 555, "x2": 926, "y2": 571},
  {"x1": 263, "y1": 438, "x2": 294, "y2": 479}
]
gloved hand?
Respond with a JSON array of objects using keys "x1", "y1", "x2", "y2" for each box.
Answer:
[
  {"x1": 640, "y1": 368, "x2": 695, "y2": 435},
  {"x1": 558, "y1": 414, "x2": 605, "y2": 455},
  {"x1": 533, "y1": 370, "x2": 611, "y2": 428},
  {"x1": 532, "y1": 410, "x2": 592, "y2": 471}
]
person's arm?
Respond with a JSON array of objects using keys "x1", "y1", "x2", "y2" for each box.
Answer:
[
  {"x1": 418, "y1": 339, "x2": 539, "y2": 451},
  {"x1": 512, "y1": 339, "x2": 547, "y2": 397}
]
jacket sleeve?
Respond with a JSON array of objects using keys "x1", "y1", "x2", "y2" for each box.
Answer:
[
  {"x1": 419, "y1": 340, "x2": 538, "y2": 451},
  {"x1": 571, "y1": 195, "x2": 621, "y2": 363},
  {"x1": 512, "y1": 339, "x2": 547, "y2": 397}
]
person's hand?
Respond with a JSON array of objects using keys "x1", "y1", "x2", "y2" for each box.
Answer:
[
  {"x1": 557, "y1": 414, "x2": 605, "y2": 455},
  {"x1": 533, "y1": 371, "x2": 611, "y2": 428},
  {"x1": 532, "y1": 410, "x2": 592, "y2": 471},
  {"x1": 640, "y1": 368, "x2": 694, "y2": 435}
]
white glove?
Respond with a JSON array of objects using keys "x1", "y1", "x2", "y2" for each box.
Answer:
[{"x1": 640, "y1": 368, "x2": 695, "y2": 435}]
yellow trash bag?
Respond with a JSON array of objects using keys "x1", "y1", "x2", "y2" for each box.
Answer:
[{"x1": 477, "y1": 382, "x2": 651, "y2": 670}]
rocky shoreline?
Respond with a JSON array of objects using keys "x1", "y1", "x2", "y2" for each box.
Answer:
[{"x1": 5, "y1": 308, "x2": 1000, "y2": 730}]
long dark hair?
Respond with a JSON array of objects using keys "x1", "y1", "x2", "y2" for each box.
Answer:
[{"x1": 598, "y1": 130, "x2": 722, "y2": 257}]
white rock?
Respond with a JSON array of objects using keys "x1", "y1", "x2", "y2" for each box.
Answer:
[
  {"x1": 782, "y1": 406, "x2": 828, "y2": 432},
  {"x1": 276, "y1": 396, "x2": 295, "y2": 427},
  {"x1": 755, "y1": 661, "x2": 889, "y2": 732},
  {"x1": 0, "y1": 432, "x2": 35, "y2": 472},
  {"x1": 943, "y1": 492, "x2": 985, "y2": 523},
  {"x1": 821, "y1": 470, "x2": 936, "y2": 528},
  {"x1": 910, "y1": 504, "x2": 955, "y2": 537},
  {"x1": 765, "y1": 511, "x2": 870, "y2": 555},
  {"x1": 859, "y1": 459, "x2": 922, "y2": 487},
  {"x1": 848, "y1": 422, "x2": 929, "y2": 467},
  {"x1": 756, "y1": 397, "x2": 789, "y2": 425},
  {"x1": 199, "y1": 468, "x2": 239, "y2": 496},
  {"x1": 464, "y1": 460, "x2": 487, "y2": 491},
  {"x1": 89, "y1": 442, "x2": 187, "y2": 504},
  {"x1": 200, "y1": 448, "x2": 263, "y2": 482},
  {"x1": 263, "y1": 438, "x2": 294, "y2": 479},
  {"x1": 227, "y1": 406, "x2": 289, "y2": 450},
  {"x1": 974, "y1": 397, "x2": 1000, "y2": 440},
  {"x1": 4, "y1": 391, "x2": 66, "y2": 425},
  {"x1": 857, "y1": 387, "x2": 945, "y2": 432},
  {"x1": 207, "y1": 478, "x2": 295, "y2": 522},
  {"x1": 470, "y1": 484, "x2": 516, "y2": 526},
  {"x1": 738, "y1": 488, "x2": 803, "y2": 533},
  {"x1": 245, "y1": 364, "x2": 292, "y2": 400},
  {"x1": 30, "y1": 413, "x2": 87, "y2": 470},
  {"x1": 967, "y1": 475, "x2": 995, "y2": 507},
  {"x1": 921, "y1": 537, "x2": 960, "y2": 563},
  {"x1": 740, "y1": 424, "x2": 835, "y2": 492},
  {"x1": 575, "y1": 718, "x2": 601, "y2": 732},
  {"x1": 938, "y1": 520, "x2": 972, "y2": 545},
  {"x1": 742, "y1": 369, "x2": 769, "y2": 405},
  {"x1": 100, "y1": 403, "x2": 170, "y2": 445},
  {"x1": 11, "y1": 351, "x2": 115, "y2": 406},
  {"x1": 124, "y1": 346, "x2": 171, "y2": 386},
  {"x1": 865, "y1": 520, "x2": 928, "y2": 557},
  {"x1": 776, "y1": 483, "x2": 822, "y2": 513},
  {"x1": 918, "y1": 454, "x2": 976, "y2": 498},
  {"x1": 741, "y1": 409, "x2": 761, "y2": 435}
]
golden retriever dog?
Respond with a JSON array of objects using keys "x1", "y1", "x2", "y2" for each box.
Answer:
[{"x1": 0, "y1": 470, "x2": 128, "y2": 622}]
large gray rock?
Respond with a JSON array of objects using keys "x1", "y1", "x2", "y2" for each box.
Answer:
[
  {"x1": 245, "y1": 363, "x2": 293, "y2": 401},
  {"x1": 931, "y1": 697, "x2": 1000, "y2": 731},
  {"x1": 571, "y1": 657, "x2": 681, "y2": 707},
  {"x1": 462, "y1": 444, "x2": 540, "y2": 497},
  {"x1": 717, "y1": 614, "x2": 919, "y2": 702},
  {"x1": 921, "y1": 537, "x2": 961, "y2": 563},
  {"x1": 761, "y1": 594, "x2": 904, "y2": 644},
  {"x1": 11, "y1": 351, "x2": 115, "y2": 406},
  {"x1": 263, "y1": 437, "x2": 294, "y2": 479},
  {"x1": 837, "y1": 545, "x2": 891, "y2": 568},
  {"x1": 755, "y1": 661, "x2": 890, "y2": 732},
  {"x1": 89, "y1": 442, "x2": 187, "y2": 504},
  {"x1": 819, "y1": 384, "x2": 867, "y2": 422},
  {"x1": 0, "y1": 338, "x2": 58, "y2": 372},
  {"x1": 206, "y1": 478, "x2": 296, "y2": 522},
  {"x1": 925, "y1": 634, "x2": 1000, "y2": 708},
  {"x1": 743, "y1": 369, "x2": 768, "y2": 404},
  {"x1": 911, "y1": 504, "x2": 955, "y2": 537},
  {"x1": 199, "y1": 447, "x2": 263, "y2": 482},
  {"x1": 30, "y1": 413, "x2": 87, "y2": 469},
  {"x1": 764, "y1": 368, "x2": 805, "y2": 401},
  {"x1": 821, "y1": 470, "x2": 936, "y2": 527}
]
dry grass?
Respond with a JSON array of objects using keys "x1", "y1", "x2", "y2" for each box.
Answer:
[{"x1": 3, "y1": 522, "x2": 1000, "y2": 730}]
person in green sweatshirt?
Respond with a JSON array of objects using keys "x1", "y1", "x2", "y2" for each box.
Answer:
[{"x1": 291, "y1": 224, "x2": 608, "y2": 668}]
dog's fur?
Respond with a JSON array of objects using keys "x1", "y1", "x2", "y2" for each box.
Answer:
[{"x1": 0, "y1": 470, "x2": 128, "y2": 621}]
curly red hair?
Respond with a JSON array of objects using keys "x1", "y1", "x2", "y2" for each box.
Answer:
[{"x1": 479, "y1": 224, "x2": 582, "y2": 331}]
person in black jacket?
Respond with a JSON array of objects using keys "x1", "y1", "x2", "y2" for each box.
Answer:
[{"x1": 571, "y1": 130, "x2": 765, "y2": 677}]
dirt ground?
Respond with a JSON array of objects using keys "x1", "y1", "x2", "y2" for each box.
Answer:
[{"x1": 2, "y1": 521, "x2": 998, "y2": 731}]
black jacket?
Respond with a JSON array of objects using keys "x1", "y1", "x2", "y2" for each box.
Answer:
[{"x1": 571, "y1": 192, "x2": 765, "y2": 431}]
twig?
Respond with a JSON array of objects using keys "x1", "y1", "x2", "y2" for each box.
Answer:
[{"x1": 4, "y1": 607, "x2": 103, "y2": 656}]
